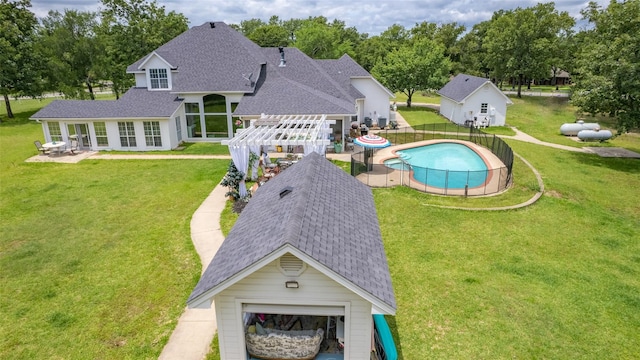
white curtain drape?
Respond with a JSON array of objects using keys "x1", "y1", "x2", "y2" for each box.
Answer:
[
  {"x1": 304, "y1": 144, "x2": 326, "y2": 155},
  {"x1": 229, "y1": 144, "x2": 250, "y2": 197},
  {"x1": 249, "y1": 145, "x2": 260, "y2": 180}
]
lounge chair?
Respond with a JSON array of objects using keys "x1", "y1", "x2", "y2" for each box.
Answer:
[{"x1": 34, "y1": 140, "x2": 49, "y2": 155}]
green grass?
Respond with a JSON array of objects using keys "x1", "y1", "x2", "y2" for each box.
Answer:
[
  {"x1": 394, "y1": 91, "x2": 440, "y2": 105},
  {"x1": 397, "y1": 105, "x2": 447, "y2": 126},
  {"x1": 3, "y1": 96, "x2": 640, "y2": 359},
  {"x1": 505, "y1": 96, "x2": 640, "y2": 153},
  {"x1": 0, "y1": 99, "x2": 229, "y2": 359},
  {"x1": 375, "y1": 140, "x2": 640, "y2": 358},
  {"x1": 103, "y1": 142, "x2": 231, "y2": 155}
]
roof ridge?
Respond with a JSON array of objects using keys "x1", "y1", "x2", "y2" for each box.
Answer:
[
  {"x1": 308, "y1": 57, "x2": 356, "y2": 101},
  {"x1": 280, "y1": 157, "x2": 316, "y2": 247}
]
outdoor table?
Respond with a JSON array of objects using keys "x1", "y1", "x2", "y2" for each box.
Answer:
[{"x1": 42, "y1": 141, "x2": 66, "y2": 156}]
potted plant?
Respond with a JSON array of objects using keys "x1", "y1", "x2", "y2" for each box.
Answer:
[{"x1": 334, "y1": 135, "x2": 342, "y2": 153}]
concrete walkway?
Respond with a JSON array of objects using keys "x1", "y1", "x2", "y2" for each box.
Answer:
[
  {"x1": 158, "y1": 184, "x2": 227, "y2": 360},
  {"x1": 500, "y1": 127, "x2": 592, "y2": 153},
  {"x1": 156, "y1": 151, "x2": 356, "y2": 360}
]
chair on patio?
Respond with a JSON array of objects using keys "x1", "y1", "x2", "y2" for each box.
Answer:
[
  {"x1": 68, "y1": 139, "x2": 79, "y2": 154},
  {"x1": 34, "y1": 140, "x2": 49, "y2": 155}
]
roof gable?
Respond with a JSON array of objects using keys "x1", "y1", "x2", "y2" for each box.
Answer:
[
  {"x1": 137, "y1": 51, "x2": 174, "y2": 71},
  {"x1": 438, "y1": 73, "x2": 511, "y2": 103},
  {"x1": 187, "y1": 153, "x2": 396, "y2": 312}
]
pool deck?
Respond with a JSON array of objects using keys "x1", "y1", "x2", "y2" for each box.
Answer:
[{"x1": 357, "y1": 139, "x2": 508, "y2": 196}]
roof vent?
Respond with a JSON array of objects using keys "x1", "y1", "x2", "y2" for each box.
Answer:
[
  {"x1": 279, "y1": 186, "x2": 293, "y2": 198},
  {"x1": 278, "y1": 47, "x2": 286, "y2": 67},
  {"x1": 209, "y1": 22, "x2": 215, "y2": 28},
  {"x1": 278, "y1": 253, "x2": 306, "y2": 276}
]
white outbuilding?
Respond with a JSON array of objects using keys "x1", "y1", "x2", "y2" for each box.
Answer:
[{"x1": 438, "y1": 74, "x2": 513, "y2": 127}]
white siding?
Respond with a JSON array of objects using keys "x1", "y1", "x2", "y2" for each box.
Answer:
[
  {"x1": 439, "y1": 97, "x2": 458, "y2": 123},
  {"x1": 143, "y1": 56, "x2": 173, "y2": 90},
  {"x1": 215, "y1": 258, "x2": 374, "y2": 360},
  {"x1": 441, "y1": 84, "x2": 509, "y2": 126},
  {"x1": 134, "y1": 73, "x2": 146, "y2": 87},
  {"x1": 352, "y1": 78, "x2": 391, "y2": 124}
]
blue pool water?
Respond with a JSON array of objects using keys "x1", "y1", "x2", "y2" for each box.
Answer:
[{"x1": 384, "y1": 142, "x2": 489, "y2": 189}]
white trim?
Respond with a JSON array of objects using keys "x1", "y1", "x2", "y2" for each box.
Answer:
[
  {"x1": 222, "y1": 114, "x2": 334, "y2": 147},
  {"x1": 241, "y1": 303, "x2": 346, "y2": 316},
  {"x1": 33, "y1": 117, "x2": 170, "y2": 121},
  {"x1": 188, "y1": 244, "x2": 396, "y2": 315},
  {"x1": 137, "y1": 51, "x2": 174, "y2": 70}
]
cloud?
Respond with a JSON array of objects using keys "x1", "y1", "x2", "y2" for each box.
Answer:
[{"x1": 30, "y1": 0, "x2": 608, "y2": 35}]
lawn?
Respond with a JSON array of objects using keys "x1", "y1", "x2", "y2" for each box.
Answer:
[
  {"x1": 2, "y1": 96, "x2": 640, "y2": 359},
  {"x1": 0, "y1": 100, "x2": 229, "y2": 359},
  {"x1": 376, "y1": 139, "x2": 639, "y2": 358}
]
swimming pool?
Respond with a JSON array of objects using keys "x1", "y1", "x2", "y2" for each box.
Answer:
[{"x1": 384, "y1": 142, "x2": 489, "y2": 189}]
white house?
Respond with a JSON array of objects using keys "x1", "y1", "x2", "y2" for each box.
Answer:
[
  {"x1": 187, "y1": 153, "x2": 397, "y2": 360},
  {"x1": 437, "y1": 73, "x2": 513, "y2": 127},
  {"x1": 30, "y1": 22, "x2": 393, "y2": 152}
]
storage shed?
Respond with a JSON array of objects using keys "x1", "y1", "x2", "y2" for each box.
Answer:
[
  {"x1": 187, "y1": 152, "x2": 396, "y2": 360},
  {"x1": 438, "y1": 73, "x2": 513, "y2": 127}
]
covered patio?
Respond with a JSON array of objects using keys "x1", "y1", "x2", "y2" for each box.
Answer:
[{"x1": 222, "y1": 114, "x2": 335, "y2": 196}]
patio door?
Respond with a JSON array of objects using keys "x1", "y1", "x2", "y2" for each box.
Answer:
[{"x1": 67, "y1": 123, "x2": 92, "y2": 149}]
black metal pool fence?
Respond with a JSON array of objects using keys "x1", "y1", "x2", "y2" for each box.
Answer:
[{"x1": 350, "y1": 123, "x2": 514, "y2": 196}]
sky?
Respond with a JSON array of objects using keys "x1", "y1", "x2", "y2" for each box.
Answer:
[{"x1": 29, "y1": 0, "x2": 609, "y2": 35}]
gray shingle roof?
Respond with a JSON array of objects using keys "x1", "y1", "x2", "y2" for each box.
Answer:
[
  {"x1": 437, "y1": 73, "x2": 491, "y2": 103},
  {"x1": 30, "y1": 88, "x2": 183, "y2": 119},
  {"x1": 234, "y1": 48, "x2": 361, "y2": 116},
  {"x1": 127, "y1": 22, "x2": 265, "y2": 93},
  {"x1": 187, "y1": 153, "x2": 396, "y2": 310}
]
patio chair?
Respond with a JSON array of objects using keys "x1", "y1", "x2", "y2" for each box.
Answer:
[
  {"x1": 34, "y1": 140, "x2": 49, "y2": 155},
  {"x1": 68, "y1": 139, "x2": 79, "y2": 154}
]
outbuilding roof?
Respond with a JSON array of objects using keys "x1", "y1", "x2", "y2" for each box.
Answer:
[
  {"x1": 30, "y1": 88, "x2": 183, "y2": 119},
  {"x1": 437, "y1": 74, "x2": 493, "y2": 103},
  {"x1": 187, "y1": 152, "x2": 396, "y2": 313}
]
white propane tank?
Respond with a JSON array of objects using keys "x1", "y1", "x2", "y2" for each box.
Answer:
[
  {"x1": 560, "y1": 120, "x2": 600, "y2": 136},
  {"x1": 577, "y1": 129, "x2": 613, "y2": 141}
]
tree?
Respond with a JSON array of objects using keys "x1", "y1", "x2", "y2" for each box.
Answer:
[
  {"x1": 484, "y1": 3, "x2": 574, "y2": 97},
  {"x1": 97, "y1": 0, "x2": 188, "y2": 98},
  {"x1": 355, "y1": 24, "x2": 407, "y2": 72},
  {"x1": 371, "y1": 39, "x2": 450, "y2": 107},
  {"x1": 39, "y1": 10, "x2": 101, "y2": 100},
  {"x1": 0, "y1": 0, "x2": 43, "y2": 119},
  {"x1": 572, "y1": 0, "x2": 640, "y2": 133},
  {"x1": 410, "y1": 21, "x2": 465, "y2": 74},
  {"x1": 293, "y1": 17, "x2": 361, "y2": 59},
  {"x1": 457, "y1": 20, "x2": 492, "y2": 77},
  {"x1": 247, "y1": 24, "x2": 289, "y2": 47}
]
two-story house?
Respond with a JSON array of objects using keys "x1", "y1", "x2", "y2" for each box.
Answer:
[{"x1": 31, "y1": 22, "x2": 393, "y2": 152}]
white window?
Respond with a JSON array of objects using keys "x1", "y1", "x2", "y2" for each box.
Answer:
[
  {"x1": 143, "y1": 121, "x2": 162, "y2": 147},
  {"x1": 94, "y1": 122, "x2": 108, "y2": 146},
  {"x1": 149, "y1": 68, "x2": 168, "y2": 89},
  {"x1": 118, "y1": 122, "x2": 136, "y2": 147},
  {"x1": 480, "y1": 103, "x2": 488, "y2": 114},
  {"x1": 47, "y1": 122, "x2": 62, "y2": 141}
]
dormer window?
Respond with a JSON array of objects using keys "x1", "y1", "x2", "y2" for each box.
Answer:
[{"x1": 149, "y1": 68, "x2": 168, "y2": 89}]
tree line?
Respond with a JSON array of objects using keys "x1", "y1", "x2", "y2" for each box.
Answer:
[{"x1": 1, "y1": 0, "x2": 638, "y2": 132}]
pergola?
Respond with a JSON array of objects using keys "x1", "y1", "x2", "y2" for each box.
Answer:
[{"x1": 222, "y1": 114, "x2": 335, "y2": 197}]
